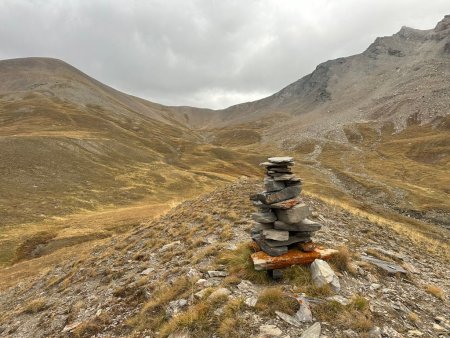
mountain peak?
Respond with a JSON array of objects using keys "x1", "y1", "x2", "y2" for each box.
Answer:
[{"x1": 434, "y1": 14, "x2": 450, "y2": 32}]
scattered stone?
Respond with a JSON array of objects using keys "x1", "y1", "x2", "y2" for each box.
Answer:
[
  {"x1": 300, "y1": 322, "x2": 321, "y2": 338},
  {"x1": 262, "y1": 229, "x2": 289, "y2": 241},
  {"x1": 194, "y1": 288, "x2": 210, "y2": 299},
  {"x1": 343, "y1": 329, "x2": 359, "y2": 338},
  {"x1": 361, "y1": 255, "x2": 407, "y2": 274},
  {"x1": 402, "y1": 262, "x2": 419, "y2": 274},
  {"x1": 407, "y1": 330, "x2": 424, "y2": 336},
  {"x1": 275, "y1": 310, "x2": 302, "y2": 327},
  {"x1": 168, "y1": 332, "x2": 191, "y2": 338},
  {"x1": 368, "y1": 326, "x2": 382, "y2": 338},
  {"x1": 62, "y1": 322, "x2": 81, "y2": 333},
  {"x1": 207, "y1": 270, "x2": 228, "y2": 278},
  {"x1": 140, "y1": 268, "x2": 154, "y2": 275},
  {"x1": 326, "y1": 295, "x2": 350, "y2": 305},
  {"x1": 160, "y1": 240, "x2": 181, "y2": 252},
  {"x1": 259, "y1": 324, "x2": 282, "y2": 337},
  {"x1": 381, "y1": 327, "x2": 403, "y2": 338},
  {"x1": 166, "y1": 299, "x2": 187, "y2": 317},
  {"x1": 208, "y1": 288, "x2": 231, "y2": 300},
  {"x1": 296, "y1": 301, "x2": 313, "y2": 322},
  {"x1": 245, "y1": 296, "x2": 258, "y2": 307},
  {"x1": 310, "y1": 259, "x2": 340, "y2": 292}
]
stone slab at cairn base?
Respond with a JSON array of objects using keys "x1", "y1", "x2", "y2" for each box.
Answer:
[{"x1": 251, "y1": 248, "x2": 338, "y2": 271}]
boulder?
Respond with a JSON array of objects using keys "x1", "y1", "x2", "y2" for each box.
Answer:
[
  {"x1": 310, "y1": 259, "x2": 340, "y2": 292},
  {"x1": 275, "y1": 204, "x2": 311, "y2": 224},
  {"x1": 208, "y1": 288, "x2": 231, "y2": 300},
  {"x1": 207, "y1": 270, "x2": 228, "y2": 278}
]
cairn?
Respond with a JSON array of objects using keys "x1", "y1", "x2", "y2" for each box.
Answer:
[{"x1": 250, "y1": 157, "x2": 336, "y2": 275}]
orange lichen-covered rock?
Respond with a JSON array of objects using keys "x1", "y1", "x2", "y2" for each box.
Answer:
[{"x1": 251, "y1": 248, "x2": 338, "y2": 271}]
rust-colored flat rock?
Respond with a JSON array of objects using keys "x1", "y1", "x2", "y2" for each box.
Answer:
[{"x1": 251, "y1": 247, "x2": 338, "y2": 271}]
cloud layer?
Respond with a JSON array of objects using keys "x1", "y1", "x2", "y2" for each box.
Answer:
[{"x1": 0, "y1": 0, "x2": 448, "y2": 108}]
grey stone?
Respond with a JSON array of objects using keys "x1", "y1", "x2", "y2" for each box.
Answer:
[
  {"x1": 326, "y1": 295, "x2": 350, "y2": 305},
  {"x1": 361, "y1": 255, "x2": 407, "y2": 274},
  {"x1": 160, "y1": 240, "x2": 181, "y2": 252},
  {"x1": 368, "y1": 327, "x2": 382, "y2": 338},
  {"x1": 264, "y1": 178, "x2": 286, "y2": 192},
  {"x1": 252, "y1": 234, "x2": 288, "y2": 256},
  {"x1": 207, "y1": 270, "x2": 228, "y2": 278},
  {"x1": 208, "y1": 287, "x2": 231, "y2": 300},
  {"x1": 275, "y1": 311, "x2": 302, "y2": 327},
  {"x1": 140, "y1": 267, "x2": 154, "y2": 275},
  {"x1": 252, "y1": 211, "x2": 277, "y2": 223},
  {"x1": 166, "y1": 299, "x2": 188, "y2": 317},
  {"x1": 244, "y1": 295, "x2": 258, "y2": 307},
  {"x1": 259, "y1": 324, "x2": 282, "y2": 337},
  {"x1": 296, "y1": 301, "x2": 313, "y2": 322},
  {"x1": 300, "y1": 322, "x2": 321, "y2": 338},
  {"x1": 251, "y1": 222, "x2": 274, "y2": 235},
  {"x1": 264, "y1": 233, "x2": 312, "y2": 247},
  {"x1": 275, "y1": 203, "x2": 311, "y2": 224},
  {"x1": 273, "y1": 174, "x2": 296, "y2": 181},
  {"x1": 262, "y1": 229, "x2": 289, "y2": 241},
  {"x1": 310, "y1": 259, "x2": 340, "y2": 292},
  {"x1": 265, "y1": 197, "x2": 302, "y2": 209},
  {"x1": 274, "y1": 219, "x2": 322, "y2": 232},
  {"x1": 268, "y1": 156, "x2": 294, "y2": 163},
  {"x1": 257, "y1": 185, "x2": 301, "y2": 204}
]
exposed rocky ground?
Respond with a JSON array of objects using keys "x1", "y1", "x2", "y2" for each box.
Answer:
[{"x1": 0, "y1": 178, "x2": 448, "y2": 337}]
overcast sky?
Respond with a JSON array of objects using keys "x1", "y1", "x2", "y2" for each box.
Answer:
[{"x1": 0, "y1": 0, "x2": 448, "y2": 109}]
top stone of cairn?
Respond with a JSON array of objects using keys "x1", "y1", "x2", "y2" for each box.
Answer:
[{"x1": 267, "y1": 156, "x2": 294, "y2": 164}]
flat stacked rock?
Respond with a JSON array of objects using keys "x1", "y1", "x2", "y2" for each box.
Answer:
[{"x1": 250, "y1": 157, "x2": 323, "y2": 257}]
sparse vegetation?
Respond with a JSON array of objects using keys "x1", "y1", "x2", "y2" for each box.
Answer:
[
  {"x1": 255, "y1": 287, "x2": 299, "y2": 315},
  {"x1": 22, "y1": 298, "x2": 47, "y2": 314},
  {"x1": 219, "y1": 242, "x2": 269, "y2": 284},
  {"x1": 424, "y1": 284, "x2": 445, "y2": 300}
]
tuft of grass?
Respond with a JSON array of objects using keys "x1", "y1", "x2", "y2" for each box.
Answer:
[
  {"x1": 22, "y1": 297, "x2": 47, "y2": 314},
  {"x1": 284, "y1": 265, "x2": 332, "y2": 297},
  {"x1": 408, "y1": 312, "x2": 420, "y2": 323},
  {"x1": 255, "y1": 287, "x2": 299, "y2": 315},
  {"x1": 128, "y1": 276, "x2": 192, "y2": 331},
  {"x1": 424, "y1": 284, "x2": 445, "y2": 300},
  {"x1": 72, "y1": 313, "x2": 111, "y2": 338},
  {"x1": 329, "y1": 245, "x2": 355, "y2": 273},
  {"x1": 219, "y1": 242, "x2": 269, "y2": 284},
  {"x1": 313, "y1": 295, "x2": 372, "y2": 332}
]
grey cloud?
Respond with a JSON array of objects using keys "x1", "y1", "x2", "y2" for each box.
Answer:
[{"x1": 0, "y1": 0, "x2": 448, "y2": 108}]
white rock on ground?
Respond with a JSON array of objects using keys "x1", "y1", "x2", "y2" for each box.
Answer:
[
  {"x1": 208, "y1": 287, "x2": 231, "y2": 300},
  {"x1": 259, "y1": 324, "x2": 282, "y2": 337},
  {"x1": 300, "y1": 322, "x2": 321, "y2": 338},
  {"x1": 310, "y1": 259, "x2": 340, "y2": 292}
]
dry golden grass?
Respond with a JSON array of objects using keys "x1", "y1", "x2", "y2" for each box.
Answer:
[
  {"x1": 424, "y1": 284, "x2": 445, "y2": 300},
  {"x1": 255, "y1": 287, "x2": 299, "y2": 315},
  {"x1": 219, "y1": 242, "x2": 269, "y2": 284},
  {"x1": 22, "y1": 297, "x2": 47, "y2": 314},
  {"x1": 313, "y1": 295, "x2": 372, "y2": 332}
]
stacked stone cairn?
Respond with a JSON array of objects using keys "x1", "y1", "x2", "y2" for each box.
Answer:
[{"x1": 251, "y1": 156, "x2": 322, "y2": 257}]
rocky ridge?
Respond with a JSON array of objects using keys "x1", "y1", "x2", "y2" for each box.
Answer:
[{"x1": 0, "y1": 178, "x2": 448, "y2": 337}]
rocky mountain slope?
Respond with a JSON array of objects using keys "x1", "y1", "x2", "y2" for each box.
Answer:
[
  {"x1": 0, "y1": 179, "x2": 448, "y2": 337},
  {"x1": 0, "y1": 15, "x2": 449, "y2": 338}
]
